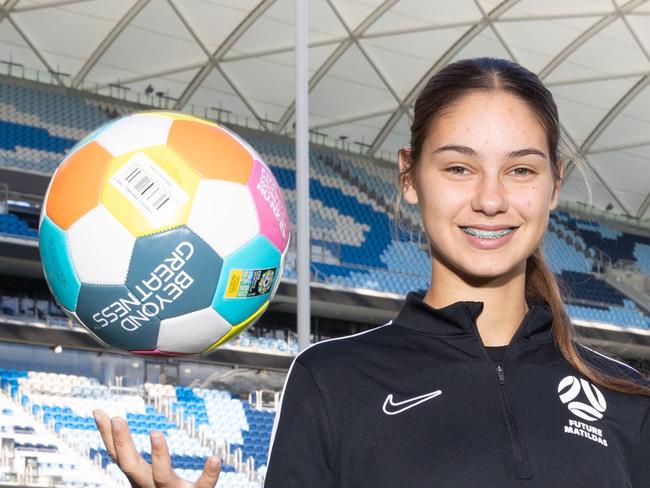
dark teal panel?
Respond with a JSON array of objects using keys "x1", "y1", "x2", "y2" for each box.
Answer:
[
  {"x1": 38, "y1": 215, "x2": 80, "y2": 311},
  {"x1": 126, "y1": 226, "x2": 222, "y2": 320},
  {"x1": 76, "y1": 284, "x2": 159, "y2": 351},
  {"x1": 212, "y1": 235, "x2": 280, "y2": 325}
]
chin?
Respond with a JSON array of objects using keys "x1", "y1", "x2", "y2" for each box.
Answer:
[
  {"x1": 451, "y1": 257, "x2": 526, "y2": 283},
  {"x1": 430, "y1": 244, "x2": 529, "y2": 283}
]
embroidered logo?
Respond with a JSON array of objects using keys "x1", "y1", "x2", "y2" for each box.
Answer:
[
  {"x1": 558, "y1": 376, "x2": 608, "y2": 447},
  {"x1": 382, "y1": 390, "x2": 442, "y2": 415}
]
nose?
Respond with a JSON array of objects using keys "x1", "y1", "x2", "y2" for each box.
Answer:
[{"x1": 471, "y1": 173, "x2": 508, "y2": 216}]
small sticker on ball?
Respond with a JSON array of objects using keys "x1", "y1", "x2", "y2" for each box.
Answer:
[
  {"x1": 109, "y1": 151, "x2": 189, "y2": 223},
  {"x1": 225, "y1": 267, "x2": 276, "y2": 298}
]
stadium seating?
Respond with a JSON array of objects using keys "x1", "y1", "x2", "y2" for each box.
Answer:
[
  {"x1": 0, "y1": 370, "x2": 113, "y2": 486},
  {"x1": 0, "y1": 81, "x2": 648, "y2": 330},
  {"x1": 635, "y1": 244, "x2": 650, "y2": 276},
  {"x1": 0, "y1": 291, "x2": 297, "y2": 356},
  {"x1": 555, "y1": 211, "x2": 650, "y2": 270},
  {"x1": 0, "y1": 368, "x2": 273, "y2": 486},
  {"x1": 0, "y1": 83, "x2": 113, "y2": 173},
  {"x1": 566, "y1": 300, "x2": 650, "y2": 329},
  {"x1": 0, "y1": 213, "x2": 37, "y2": 238}
]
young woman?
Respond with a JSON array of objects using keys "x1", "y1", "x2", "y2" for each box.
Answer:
[{"x1": 94, "y1": 57, "x2": 650, "y2": 488}]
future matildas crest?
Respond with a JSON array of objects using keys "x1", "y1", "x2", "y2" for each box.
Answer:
[{"x1": 558, "y1": 375, "x2": 608, "y2": 447}]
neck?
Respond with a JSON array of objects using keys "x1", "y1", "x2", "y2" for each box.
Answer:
[{"x1": 423, "y1": 262, "x2": 528, "y2": 347}]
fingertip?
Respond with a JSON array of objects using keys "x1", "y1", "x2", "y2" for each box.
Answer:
[
  {"x1": 110, "y1": 417, "x2": 122, "y2": 433},
  {"x1": 196, "y1": 456, "x2": 222, "y2": 488},
  {"x1": 92, "y1": 409, "x2": 102, "y2": 426},
  {"x1": 150, "y1": 430, "x2": 163, "y2": 447}
]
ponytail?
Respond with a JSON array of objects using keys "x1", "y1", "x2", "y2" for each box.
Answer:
[{"x1": 526, "y1": 248, "x2": 650, "y2": 396}]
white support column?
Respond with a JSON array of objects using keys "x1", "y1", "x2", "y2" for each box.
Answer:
[{"x1": 295, "y1": 0, "x2": 310, "y2": 352}]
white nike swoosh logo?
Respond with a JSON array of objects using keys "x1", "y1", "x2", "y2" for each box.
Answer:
[{"x1": 382, "y1": 390, "x2": 443, "y2": 415}]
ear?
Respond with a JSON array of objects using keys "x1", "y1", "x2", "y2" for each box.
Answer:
[
  {"x1": 398, "y1": 148, "x2": 419, "y2": 205},
  {"x1": 549, "y1": 157, "x2": 563, "y2": 211}
]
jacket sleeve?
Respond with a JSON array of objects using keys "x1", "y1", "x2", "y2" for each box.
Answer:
[
  {"x1": 263, "y1": 359, "x2": 336, "y2": 488},
  {"x1": 631, "y1": 401, "x2": 650, "y2": 487}
]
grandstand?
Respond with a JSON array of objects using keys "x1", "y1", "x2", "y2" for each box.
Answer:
[
  {"x1": 1, "y1": 1, "x2": 650, "y2": 485},
  {"x1": 0, "y1": 367, "x2": 271, "y2": 486},
  {"x1": 2, "y1": 78, "x2": 649, "y2": 323}
]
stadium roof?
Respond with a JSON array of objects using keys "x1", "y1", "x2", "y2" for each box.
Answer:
[{"x1": 0, "y1": 0, "x2": 649, "y2": 222}]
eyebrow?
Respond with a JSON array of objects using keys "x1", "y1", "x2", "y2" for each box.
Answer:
[
  {"x1": 432, "y1": 144, "x2": 476, "y2": 156},
  {"x1": 432, "y1": 144, "x2": 548, "y2": 159}
]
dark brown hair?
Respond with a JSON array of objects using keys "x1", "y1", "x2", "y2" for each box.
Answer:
[{"x1": 397, "y1": 57, "x2": 648, "y2": 396}]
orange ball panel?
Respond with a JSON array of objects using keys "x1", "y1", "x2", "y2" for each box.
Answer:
[
  {"x1": 167, "y1": 120, "x2": 253, "y2": 183},
  {"x1": 45, "y1": 141, "x2": 113, "y2": 230}
]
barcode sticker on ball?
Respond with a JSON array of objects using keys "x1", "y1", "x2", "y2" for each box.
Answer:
[{"x1": 109, "y1": 152, "x2": 189, "y2": 222}]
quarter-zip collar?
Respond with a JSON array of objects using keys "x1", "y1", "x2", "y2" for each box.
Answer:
[{"x1": 394, "y1": 291, "x2": 554, "y2": 342}]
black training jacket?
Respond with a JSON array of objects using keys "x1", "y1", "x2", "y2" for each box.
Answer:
[{"x1": 263, "y1": 292, "x2": 650, "y2": 488}]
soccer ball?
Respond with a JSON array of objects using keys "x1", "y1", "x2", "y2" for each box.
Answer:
[{"x1": 38, "y1": 112, "x2": 290, "y2": 356}]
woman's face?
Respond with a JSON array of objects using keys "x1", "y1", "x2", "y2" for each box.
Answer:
[{"x1": 400, "y1": 90, "x2": 561, "y2": 281}]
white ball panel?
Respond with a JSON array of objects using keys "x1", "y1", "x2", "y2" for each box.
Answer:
[
  {"x1": 187, "y1": 180, "x2": 260, "y2": 257},
  {"x1": 157, "y1": 307, "x2": 232, "y2": 353},
  {"x1": 95, "y1": 115, "x2": 173, "y2": 156},
  {"x1": 67, "y1": 204, "x2": 135, "y2": 285}
]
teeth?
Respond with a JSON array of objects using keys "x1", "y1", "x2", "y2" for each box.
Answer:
[{"x1": 461, "y1": 227, "x2": 514, "y2": 239}]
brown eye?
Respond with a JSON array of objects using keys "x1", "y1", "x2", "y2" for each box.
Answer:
[
  {"x1": 445, "y1": 166, "x2": 470, "y2": 176},
  {"x1": 510, "y1": 167, "x2": 534, "y2": 176}
]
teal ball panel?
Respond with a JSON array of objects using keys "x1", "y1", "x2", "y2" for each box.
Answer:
[
  {"x1": 75, "y1": 283, "x2": 160, "y2": 351},
  {"x1": 125, "y1": 226, "x2": 223, "y2": 319},
  {"x1": 39, "y1": 215, "x2": 81, "y2": 311},
  {"x1": 211, "y1": 235, "x2": 281, "y2": 325}
]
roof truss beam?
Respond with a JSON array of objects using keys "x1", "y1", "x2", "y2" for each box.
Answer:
[
  {"x1": 275, "y1": 0, "x2": 399, "y2": 133},
  {"x1": 173, "y1": 0, "x2": 276, "y2": 112},
  {"x1": 588, "y1": 140, "x2": 650, "y2": 154},
  {"x1": 546, "y1": 70, "x2": 650, "y2": 86},
  {"x1": 561, "y1": 127, "x2": 633, "y2": 217},
  {"x1": 72, "y1": 0, "x2": 150, "y2": 88},
  {"x1": 580, "y1": 75, "x2": 650, "y2": 153},
  {"x1": 637, "y1": 192, "x2": 650, "y2": 219},
  {"x1": 325, "y1": 0, "x2": 404, "y2": 107},
  {"x1": 572, "y1": 76, "x2": 649, "y2": 218},
  {"x1": 13, "y1": 0, "x2": 93, "y2": 13},
  {"x1": 164, "y1": 0, "x2": 272, "y2": 129},
  {"x1": 5, "y1": 15, "x2": 64, "y2": 83},
  {"x1": 368, "y1": 0, "x2": 522, "y2": 156},
  {"x1": 538, "y1": 0, "x2": 645, "y2": 79},
  {"x1": 310, "y1": 108, "x2": 396, "y2": 131},
  {"x1": 0, "y1": 0, "x2": 69, "y2": 85}
]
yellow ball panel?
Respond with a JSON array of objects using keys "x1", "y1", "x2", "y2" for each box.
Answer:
[
  {"x1": 203, "y1": 301, "x2": 269, "y2": 353},
  {"x1": 100, "y1": 144, "x2": 201, "y2": 236}
]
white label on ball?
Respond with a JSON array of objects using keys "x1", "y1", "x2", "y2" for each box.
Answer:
[{"x1": 109, "y1": 152, "x2": 189, "y2": 223}]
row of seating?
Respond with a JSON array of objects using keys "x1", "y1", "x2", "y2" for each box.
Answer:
[
  {"x1": 0, "y1": 81, "x2": 648, "y2": 331},
  {"x1": 10, "y1": 369, "x2": 271, "y2": 486},
  {"x1": 0, "y1": 384, "x2": 114, "y2": 487},
  {"x1": 556, "y1": 211, "x2": 650, "y2": 271},
  {"x1": 0, "y1": 292, "x2": 298, "y2": 356},
  {"x1": 0, "y1": 213, "x2": 37, "y2": 238}
]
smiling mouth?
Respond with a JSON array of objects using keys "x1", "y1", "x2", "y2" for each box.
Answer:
[{"x1": 460, "y1": 227, "x2": 515, "y2": 239}]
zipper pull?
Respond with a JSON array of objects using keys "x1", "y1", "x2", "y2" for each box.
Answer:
[{"x1": 496, "y1": 365, "x2": 505, "y2": 384}]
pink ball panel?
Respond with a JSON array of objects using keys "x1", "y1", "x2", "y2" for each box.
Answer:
[{"x1": 247, "y1": 159, "x2": 290, "y2": 252}]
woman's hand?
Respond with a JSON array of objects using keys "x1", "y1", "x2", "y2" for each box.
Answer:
[{"x1": 93, "y1": 409, "x2": 221, "y2": 488}]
